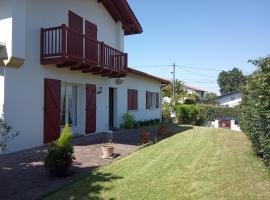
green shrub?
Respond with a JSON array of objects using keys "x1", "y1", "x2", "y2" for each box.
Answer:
[
  {"x1": 44, "y1": 124, "x2": 74, "y2": 177},
  {"x1": 174, "y1": 104, "x2": 238, "y2": 126},
  {"x1": 155, "y1": 118, "x2": 161, "y2": 124},
  {"x1": 175, "y1": 104, "x2": 202, "y2": 125},
  {"x1": 238, "y1": 56, "x2": 270, "y2": 167},
  {"x1": 143, "y1": 120, "x2": 150, "y2": 126},
  {"x1": 0, "y1": 114, "x2": 19, "y2": 152},
  {"x1": 120, "y1": 112, "x2": 136, "y2": 129}
]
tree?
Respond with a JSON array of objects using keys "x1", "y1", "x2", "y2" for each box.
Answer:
[
  {"x1": 217, "y1": 67, "x2": 245, "y2": 95},
  {"x1": 162, "y1": 79, "x2": 184, "y2": 98},
  {"x1": 202, "y1": 92, "x2": 217, "y2": 102}
]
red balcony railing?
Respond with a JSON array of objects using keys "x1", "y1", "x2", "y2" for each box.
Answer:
[{"x1": 40, "y1": 24, "x2": 128, "y2": 77}]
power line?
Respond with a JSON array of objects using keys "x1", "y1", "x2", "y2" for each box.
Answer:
[{"x1": 134, "y1": 65, "x2": 251, "y2": 74}]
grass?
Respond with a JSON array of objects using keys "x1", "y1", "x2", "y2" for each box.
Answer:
[{"x1": 42, "y1": 126, "x2": 270, "y2": 200}]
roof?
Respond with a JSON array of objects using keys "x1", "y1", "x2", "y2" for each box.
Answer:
[
  {"x1": 183, "y1": 84, "x2": 206, "y2": 92},
  {"x1": 127, "y1": 68, "x2": 171, "y2": 84},
  {"x1": 208, "y1": 91, "x2": 241, "y2": 101},
  {"x1": 98, "y1": 0, "x2": 143, "y2": 35}
]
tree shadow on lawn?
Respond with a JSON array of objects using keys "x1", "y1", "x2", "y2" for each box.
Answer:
[{"x1": 41, "y1": 170, "x2": 122, "y2": 200}]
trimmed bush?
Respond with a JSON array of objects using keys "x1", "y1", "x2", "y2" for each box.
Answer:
[
  {"x1": 120, "y1": 112, "x2": 136, "y2": 129},
  {"x1": 44, "y1": 124, "x2": 74, "y2": 177}
]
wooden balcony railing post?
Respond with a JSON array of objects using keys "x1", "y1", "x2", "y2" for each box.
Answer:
[
  {"x1": 61, "y1": 24, "x2": 66, "y2": 60},
  {"x1": 124, "y1": 53, "x2": 128, "y2": 71},
  {"x1": 40, "y1": 28, "x2": 44, "y2": 63},
  {"x1": 100, "y1": 42, "x2": 105, "y2": 68}
]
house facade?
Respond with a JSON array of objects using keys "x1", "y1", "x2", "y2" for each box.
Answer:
[
  {"x1": 183, "y1": 84, "x2": 206, "y2": 98},
  {"x1": 0, "y1": 0, "x2": 169, "y2": 153},
  {"x1": 210, "y1": 91, "x2": 242, "y2": 107}
]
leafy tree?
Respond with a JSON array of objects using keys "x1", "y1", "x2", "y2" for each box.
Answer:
[
  {"x1": 162, "y1": 79, "x2": 184, "y2": 98},
  {"x1": 217, "y1": 67, "x2": 245, "y2": 95},
  {"x1": 202, "y1": 92, "x2": 217, "y2": 102}
]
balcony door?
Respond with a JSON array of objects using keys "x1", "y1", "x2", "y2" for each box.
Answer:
[
  {"x1": 85, "y1": 20, "x2": 98, "y2": 64},
  {"x1": 68, "y1": 10, "x2": 83, "y2": 59}
]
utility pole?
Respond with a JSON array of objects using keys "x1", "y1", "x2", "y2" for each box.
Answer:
[{"x1": 172, "y1": 63, "x2": 176, "y2": 105}]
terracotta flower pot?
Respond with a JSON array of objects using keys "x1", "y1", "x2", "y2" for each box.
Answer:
[
  {"x1": 158, "y1": 124, "x2": 168, "y2": 135},
  {"x1": 139, "y1": 130, "x2": 150, "y2": 144},
  {"x1": 102, "y1": 145, "x2": 115, "y2": 159}
]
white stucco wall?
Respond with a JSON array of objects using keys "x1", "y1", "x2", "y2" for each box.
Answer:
[
  {"x1": 0, "y1": 0, "x2": 12, "y2": 59},
  {"x1": 3, "y1": 0, "x2": 160, "y2": 153},
  {"x1": 0, "y1": 67, "x2": 4, "y2": 116},
  {"x1": 215, "y1": 92, "x2": 242, "y2": 107},
  {"x1": 26, "y1": 0, "x2": 124, "y2": 52}
]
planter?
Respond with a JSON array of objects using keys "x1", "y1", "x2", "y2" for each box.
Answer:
[
  {"x1": 158, "y1": 124, "x2": 168, "y2": 135},
  {"x1": 139, "y1": 130, "x2": 150, "y2": 144},
  {"x1": 102, "y1": 145, "x2": 115, "y2": 159}
]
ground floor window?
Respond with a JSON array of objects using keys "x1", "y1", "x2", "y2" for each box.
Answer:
[
  {"x1": 150, "y1": 92, "x2": 156, "y2": 109},
  {"x1": 61, "y1": 83, "x2": 78, "y2": 127}
]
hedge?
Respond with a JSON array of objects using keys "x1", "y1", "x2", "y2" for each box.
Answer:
[
  {"x1": 238, "y1": 57, "x2": 270, "y2": 167},
  {"x1": 171, "y1": 104, "x2": 239, "y2": 126}
]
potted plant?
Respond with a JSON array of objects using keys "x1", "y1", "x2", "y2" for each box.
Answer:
[
  {"x1": 44, "y1": 124, "x2": 74, "y2": 177},
  {"x1": 139, "y1": 128, "x2": 151, "y2": 144},
  {"x1": 158, "y1": 123, "x2": 168, "y2": 135},
  {"x1": 101, "y1": 131, "x2": 115, "y2": 159}
]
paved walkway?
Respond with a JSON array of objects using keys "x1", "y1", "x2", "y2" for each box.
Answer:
[{"x1": 0, "y1": 129, "x2": 161, "y2": 200}]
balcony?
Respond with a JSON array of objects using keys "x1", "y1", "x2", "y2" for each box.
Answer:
[{"x1": 40, "y1": 24, "x2": 128, "y2": 78}]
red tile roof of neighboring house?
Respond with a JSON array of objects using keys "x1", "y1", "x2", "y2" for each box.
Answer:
[
  {"x1": 98, "y1": 0, "x2": 143, "y2": 35},
  {"x1": 128, "y1": 68, "x2": 171, "y2": 85},
  {"x1": 183, "y1": 84, "x2": 206, "y2": 92}
]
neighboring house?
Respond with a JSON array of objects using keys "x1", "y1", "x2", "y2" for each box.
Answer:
[
  {"x1": 0, "y1": 0, "x2": 170, "y2": 153},
  {"x1": 183, "y1": 84, "x2": 206, "y2": 98},
  {"x1": 209, "y1": 91, "x2": 242, "y2": 107}
]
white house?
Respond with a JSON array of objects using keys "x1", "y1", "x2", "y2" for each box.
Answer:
[
  {"x1": 183, "y1": 84, "x2": 206, "y2": 98},
  {"x1": 210, "y1": 91, "x2": 242, "y2": 107},
  {"x1": 0, "y1": 0, "x2": 170, "y2": 153}
]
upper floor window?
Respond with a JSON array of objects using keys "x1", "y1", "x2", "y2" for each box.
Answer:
[{"x1": 127, "y1": 89, "x2": 138, "y2": 111}]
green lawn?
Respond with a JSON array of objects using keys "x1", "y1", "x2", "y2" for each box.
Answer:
[{"x1": 42, "y1": 126, "x2": 270, "y2": 200}]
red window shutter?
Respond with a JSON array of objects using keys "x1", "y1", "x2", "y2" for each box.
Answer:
[
  {"x1": 134, "y1": 90, "x2": 138, "y2": 110},
  {"x1": 146, "y1": 91, "x2": 150, "y2": 109},
  {"x1": 127, "y1": 89, "x2": 132, "y2": 110},
  {"x1": 44, "y1": 78, "x2": 61, "y2": 143},
  {"x1": 128, "y1": 89, "x2": 138, "y2": 110},
  {"x1": 68, "y1": 10, "x2": 83, "y2": 58},
  {"x1": 86, "y1": 84, "x2": 96, "y2": 134},
  {"x1": 85, "y1": 20, "x2": 98, "y2": 63},
  {"x1": 156, "y1": 92, "x2": 159, "y2": 108}
]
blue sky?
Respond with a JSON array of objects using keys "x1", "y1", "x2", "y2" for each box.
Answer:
[{"x1": 125, "y1": 0, "x2": 270, "y2": 94}]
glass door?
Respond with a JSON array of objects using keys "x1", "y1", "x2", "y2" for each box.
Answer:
[{"x1": 61, "y1": 83, "x2": 78, "y2": 129}]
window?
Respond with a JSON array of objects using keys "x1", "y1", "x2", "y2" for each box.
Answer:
[
  {"x1": 146, "y1": 91, "x2": 160, "y2": 109},
  {"x1": 61, "y1": 84, "x2": 78, "y2": 127},
  {"x1": 127, "y1": 89, "x2": 138, "y2": 110},
  {"x1": 150, "y1": 93, "x2": 156, "y2": 109}
]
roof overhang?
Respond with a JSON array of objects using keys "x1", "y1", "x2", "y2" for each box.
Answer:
[
  {"x1": 128, "y1": 68, "x2": 171, "y2": 85},
  {"x1": 98, "y1": 0, "x2": 143, "y2": 35}
]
